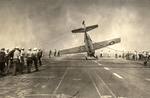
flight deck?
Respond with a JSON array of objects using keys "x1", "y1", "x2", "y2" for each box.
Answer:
[{"x1": 0, "y1": 54, "x2": 150, "y2": 98}]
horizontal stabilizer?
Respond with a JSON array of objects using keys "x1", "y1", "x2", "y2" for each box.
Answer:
[
  {"x1": 72, "y1": 24, "x2": 98, "y2": 33},
  {"x1": 72, "y1": 28, "x2": 85, "y2": 33},
  {"x1": 86, "y1": 25, "x2": 98, "y2": 32}
]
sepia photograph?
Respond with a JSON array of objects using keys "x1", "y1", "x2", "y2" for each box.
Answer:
[{"x1": 0, "y1": 0, "x2": 150, "y2": 98}]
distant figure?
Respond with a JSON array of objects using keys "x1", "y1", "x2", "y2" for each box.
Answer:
[
  {"x1": 115, "y1": 53, "x2": 118, "y2": 58},
  {"x1": 100, "y1": 50, "x2": 103, "y2": 57},
  {"x1": 99, "y1": 53, "x2": 102, "y2": 57},
  {"x1": 54, "y1": 49, "x2": 57, "y2": 57},
  {"x1": 144, "y1": 52, "x2": 149, "y2": 66},
  {"x1": 0, "y1": 48, "x2": 6, "y2": 75},
  {"x1": 49, "y1": 50, "x2": 52, "y2": 58},
  {"x1": 37, "y1": 49, "x2": 43, "y2": 66},
  {"x1": 57, "y1": 50, "x2": 60, "y2": 57},
  {"x1": 122, "y1": 53, "x2": 125, "y2": 59},
  {"x1": 138, "y1": 53, "x2": 142, "y2": 60}
]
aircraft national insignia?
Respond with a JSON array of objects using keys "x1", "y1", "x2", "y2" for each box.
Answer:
[{"x1": 109, "y1": 41, "x2": 115, "y2": 45}]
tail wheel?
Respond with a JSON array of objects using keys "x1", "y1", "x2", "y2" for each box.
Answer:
[
  {"x1": 85, "y1": 57, "x2": 88, "y2": 60},
  {"x1": 96, "y1": 56, "x2": 98, "y2": 59}
]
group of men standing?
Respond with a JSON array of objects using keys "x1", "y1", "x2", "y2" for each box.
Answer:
[
  {"x1": 0, "y1": 47, "x2": 43, "y2": 76},
  {"x1": 49, "y1": 49, "x2": 60, "y2": 58}
]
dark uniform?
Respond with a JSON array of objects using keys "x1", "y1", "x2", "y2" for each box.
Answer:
[
  {"x1": 26, "y1": 48, "x2": 33, "y2": 73},
  {"x1": 5, "y1": 49, "x2": 15, "y2": 74},
  {"x1": 57, "y1": 51, "x2": 60, "y2": 57},
  {"x1": 37, "y1": 49, "x2": 42, "y2": 66},
  {"x1": 49, "y1": 50, "x2": 52, "y2": 58},
  {"x1": 32, "y1": 48, "x2": 39, "y2": 71},
  {"x1": 54, "y1": 49, "x2": 57, "y2": 56},
  {"x1": 0, "y1": 48, "x2": 6, "y2": 75},
  {"x1": 20, "y1": 48, "x2": 25, "y2": 73}
]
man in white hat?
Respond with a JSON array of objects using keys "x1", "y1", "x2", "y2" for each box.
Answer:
[{"x1": 12, "y1": 47, "x2": 21, "y2": 76}]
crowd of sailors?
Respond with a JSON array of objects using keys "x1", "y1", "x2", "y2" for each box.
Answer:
[
  {"x1": 0, "y1": 47, "x2": 43, "y2": 76},
  {"x1": 99, "y1": 51, "x2": 150, "y2": 66}
]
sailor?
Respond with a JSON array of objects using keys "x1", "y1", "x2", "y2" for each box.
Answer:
[
  {"x1": 54, "y1": 49, "x2": 57, "y2": 57},
  {"x1": 26, "y1": 48, "x2": 33, "y2": 73},
  {"x1": 0, "y1": 48, "x2": 6, "y2": 75},
  {"x1": 49, "y1": 50, "x2": 52, "y2": 58},
  {"x1": 5, "y1": 48, "x2": 16, "y2": 74},
  {"x1": 20, "y1": 48, "x2": 25, "y2": 73},
  {"x1": 143, "y1": 52, "x2": 148, "y2": 66},
  {"x1": 32, "y1": 48, "x2": 39, "y2": 71},
  {"x1": 5, "y1": 49, "x2": 9, "y2": 66},
  {"x1": 115, "y1": 53, "x2": 118, "y2": 58},
  {"x1": 57, "y1": 50, "x2": 60, "y2": 57},
  {"x1": 12, "y1": 47, "x2": 21, "y2": 75},
  {"x1": 37, "y1": 49, "x2": 43, "y2": 66},
  {"x1": 99, "y1": 50, "x2": 103, "y2": 57},
  {"x1": 5, "y1": 49, "x2": 10, "y2": 74}
]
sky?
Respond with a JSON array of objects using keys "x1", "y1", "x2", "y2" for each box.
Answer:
[{"x1": 0, "y1": 0, "x2": 150, "y2": 52}]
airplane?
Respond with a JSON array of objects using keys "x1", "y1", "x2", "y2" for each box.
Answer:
[{"x1": 59, "y1": 21, "x2": 121, "y2": 60}]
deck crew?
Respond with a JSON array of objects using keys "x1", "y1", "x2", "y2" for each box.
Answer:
[
  {"x1": 26, "y1": 48, "x2": 33, "y2": 73},
  {"x1": 12, "y1": 47, "x2": 21, "y2": 75},
  {"x1": 0, "y1": 48, "x2": 6, "y2": 75},
  {"x1": 32, "y1": 48, "x2": 39, "y2": 71},
  {"x1": 37, "y1": 49, "x2": 43, "y2": 66}
]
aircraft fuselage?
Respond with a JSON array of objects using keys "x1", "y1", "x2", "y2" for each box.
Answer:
[{"x1": 84, "y1": 31, "x2": 95, "y2": 57}]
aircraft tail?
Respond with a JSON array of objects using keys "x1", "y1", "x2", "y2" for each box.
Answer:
[
  {"x1": 72, "y1": 21, "x2": 98, "y2": 33},
  {"x1": 72, "y1": 25, "x2": 98, "y2": 33}
]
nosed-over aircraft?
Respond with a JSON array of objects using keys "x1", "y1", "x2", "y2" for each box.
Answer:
[{"x1": 60, "y1": 21, "x2": 121, "y2": 60}]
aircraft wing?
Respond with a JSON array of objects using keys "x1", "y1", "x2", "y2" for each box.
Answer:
[
  {"x1": 72, "y1": 28, "x2": 85, "y2": 33},
  {"x1": 59, "y1": 45, "x2": 86, "y2": 55},
  {"x1": 59, "y1": 38, "x2": 121, "y2": 55},
  {"x1": 93, "y1": 38, "x2": 121, "y2": 50}
]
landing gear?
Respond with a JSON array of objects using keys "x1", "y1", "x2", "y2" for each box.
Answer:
[
  {"x1": 85, "y1": 57, "x2": 88, "y2": 60},
  {"x1": 144, "y1": 61, "x2": 147, "y2": 66},
  {"x1": 85, "y1": 55, "x2": 98, "y2": 60},
  {"x1": 95, "y1": 55, "x2": 98, "y2": 60}
]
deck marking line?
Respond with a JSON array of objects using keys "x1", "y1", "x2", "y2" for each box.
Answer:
[
  {"x1": 93, "y1": 60, "x2": 102, "y2": 66},
  {"x1": 95, "y1": 72, "x2": 117, "y2": 98},
  {"x1": 73, "y1": 78, "x2": 82, "y2": 81},
  {"x1": 25, "y1": 94, "x2": 54, "y2": 96},
  {"x1": 88, "y1": 72, "x2": 102, "y2": 98},
  {"x1": 101, "y1": 95, "x2": 112, "y2": 98},
  {"x1": 145, "y1": 78, "x2": 150, "y2": 81},
  {"x1": 53, "y1": 68, "x2": 68, "y2": 94},
  {"x1": 104, "y1": 67, "x2": 110, "y2": 70},
  {"x1": 98, "y1": 63, "x2": 102, "y2": 66},
  {"x1": 41, "y1": 85, "x2": 46, "y2": 88},
  {"x1": 113, "y1": 73, "x2": 123, "y2": 79}
]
